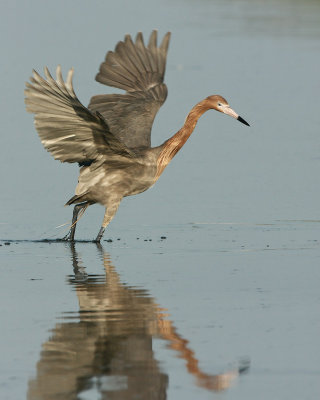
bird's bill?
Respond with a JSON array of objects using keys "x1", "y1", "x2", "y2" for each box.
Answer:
[
  {"x1": 237, "y1": 115, "x2": 250, "y2": 126},
  {"x1": 222, "y1": 106, "x2": 250, "y2": 126}
]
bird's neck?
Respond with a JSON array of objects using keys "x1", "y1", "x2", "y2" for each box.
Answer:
[{"x1": 155, "y1": 101, "x2": 210, "y2": 179}]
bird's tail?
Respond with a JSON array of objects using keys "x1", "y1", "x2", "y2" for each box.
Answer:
[{"x1": 65, "y1": 192, "x2": 89, "y2": 206}]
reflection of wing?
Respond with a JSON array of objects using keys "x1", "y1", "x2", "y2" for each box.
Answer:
[
  {"x1": 27, "y1": 245, "x2": 168, "y2": 400},
  {"x1": 88, "y1": 31, "x2": 171, "y2": 149},
  {"x1": 25, "y1": 66, "x2": 134, "y2": 163}
]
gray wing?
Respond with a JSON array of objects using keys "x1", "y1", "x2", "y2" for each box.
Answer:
[
  {"x1": 25, "y1": 66, "x2": 134, "y2": 163},
  {"x1": 88, "y1": 30, "x2": 171, "y2": 149}
]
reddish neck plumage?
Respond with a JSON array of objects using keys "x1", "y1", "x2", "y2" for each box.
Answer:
[{"x1": 155, "y1": 100, "x2": 211, "y2": 179}]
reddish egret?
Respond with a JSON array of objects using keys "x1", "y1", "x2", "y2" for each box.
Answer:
[{"x1": 25, "y1": 31, "x2": 249, "y2": 242}]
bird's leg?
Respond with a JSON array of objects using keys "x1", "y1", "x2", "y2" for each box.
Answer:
[
  {"x1": 95, "y1": 227, "x2": 106, "y2": 243},
  {"x1": 94, "y1": 200, "x2": 120, "y2": 243},
  {"x1": 62, "y1": 202, "x2": 88, "y2": 241}
]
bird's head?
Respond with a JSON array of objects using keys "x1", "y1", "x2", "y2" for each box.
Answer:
[{"x1": 205, "y1": 95, "x2": 250, "y2": 126}]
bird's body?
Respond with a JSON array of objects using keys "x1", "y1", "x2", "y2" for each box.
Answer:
[
  {"x1": 71, "y1": 147, "x2": 159, "y2": 204},
  {"x1": 25, "y1": 31, "x2": 249, "y2": 242}
]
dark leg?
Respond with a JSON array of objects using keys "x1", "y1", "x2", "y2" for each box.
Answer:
[
  {"x1": 62, "y1": 202, "x2": 88, "y2": 241},
  {"x1": 94, "y1": 227, "x2": 105, "y2": 243}
]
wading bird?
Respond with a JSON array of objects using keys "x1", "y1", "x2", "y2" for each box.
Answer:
[{"x1": 25, "y1": 31, "x2": 249, "y2": 242}]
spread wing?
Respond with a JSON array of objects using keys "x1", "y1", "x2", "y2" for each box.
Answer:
[
  {"x1": 25, "y1": 66, "x2": 134, "y2": 163},
  {"x1": 88, "y1": 30, "x2": 171, "y2": 149}
]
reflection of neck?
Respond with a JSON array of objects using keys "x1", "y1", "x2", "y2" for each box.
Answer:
[
  {"x1": 71, "y1": 245, "x2": 237, "y2": 392},
  {"x1": 155, "y1": 101, "x2": 210, "y2": 179},
  {"x1": 158, "y1": 315, "x2": 238, "y2": 391}
]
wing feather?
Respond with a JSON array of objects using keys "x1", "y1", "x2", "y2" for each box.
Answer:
[
  {"x1": 88, "y1": 31, "x2": 171, "y2": 149},
  {"x1": 25, "y1": 66, "x2": 134, "y2": 163}
]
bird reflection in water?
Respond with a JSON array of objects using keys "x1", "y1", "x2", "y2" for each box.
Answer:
[{"x1": 27, "y1": 245, "x2": 249, "y2": 399}]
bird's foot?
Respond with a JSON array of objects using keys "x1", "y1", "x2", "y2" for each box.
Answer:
[
  {"x1": 60, "y1": 231, "x2": 74, "y2": 242},
  {"x1": 94, "y1": 227, "x2": 105, "y2": 243}
]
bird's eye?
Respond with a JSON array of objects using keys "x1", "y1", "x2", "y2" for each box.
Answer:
[{"x1": 218, "y1": 102, "x2": 222, "y2": 107}]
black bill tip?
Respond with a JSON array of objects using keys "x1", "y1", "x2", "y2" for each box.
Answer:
[{"x1": 237, "y1": 116, "x2": 250, "y2": 126}]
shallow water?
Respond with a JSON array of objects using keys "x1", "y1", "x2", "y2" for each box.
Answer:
[
  {"x1": 1, "y1": 221, "x2": 320, "y2": 399},
  {"x1": 1, "y1": 0, "x2": 320, "y2": 399}
]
